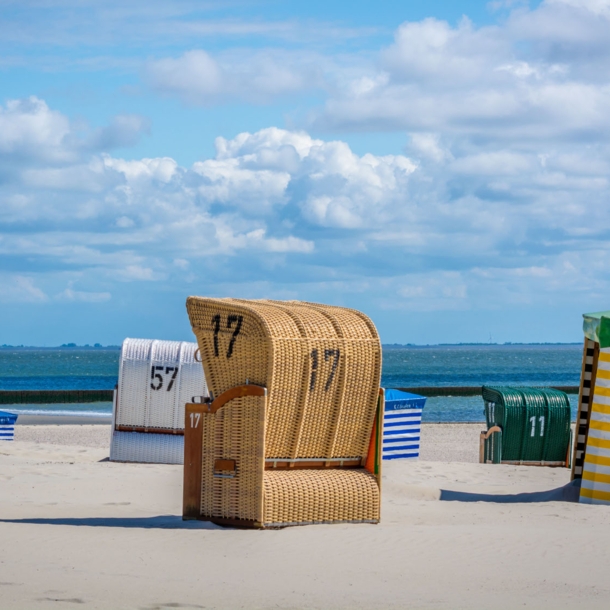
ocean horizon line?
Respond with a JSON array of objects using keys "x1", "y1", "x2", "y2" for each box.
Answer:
[{"x1": 1, "y1": 342, "x2": 583, "y2": 350}]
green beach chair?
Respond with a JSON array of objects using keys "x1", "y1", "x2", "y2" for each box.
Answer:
[{"x1": 480, "y1": 386, "x2": 572, "y2": 467}]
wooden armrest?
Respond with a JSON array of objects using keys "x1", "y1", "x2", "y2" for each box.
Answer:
[
  {"x1": 481, "y1": 426, "x2": 502, "y2": 439},
  {"x1": 186, "y1": 384, "x2": 267, "y2": 415},
  {"x1": 479, "y1": 426, "x2": 502, "y2": 464}
]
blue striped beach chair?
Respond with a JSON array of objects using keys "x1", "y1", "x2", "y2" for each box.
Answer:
[
  {"x1": 382, "y1": 389, "x2": 426, "y2": 460},
  {"x1": 0, "y1": 410, "x2": 18, "y2": 441}
]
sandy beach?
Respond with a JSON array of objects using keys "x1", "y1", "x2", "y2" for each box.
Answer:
[{"x1": 2, "y1": 422, "x2": 610, "y2": 609}]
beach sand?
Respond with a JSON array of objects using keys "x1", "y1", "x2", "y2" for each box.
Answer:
[{"x1": 2, "y1": 423, "x2": 610, "y2": 609}]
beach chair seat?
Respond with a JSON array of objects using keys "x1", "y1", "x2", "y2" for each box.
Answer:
[
  {"x1": 262, "y1": 469, "x2": 380, "y2": 526},
  {"x1": 183, "y1": 298, "x2": 383, "y2": 528}
]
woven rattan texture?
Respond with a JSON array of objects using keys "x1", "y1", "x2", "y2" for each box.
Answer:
[
  {"x1": 200, "y1": 395, "x2": 265, "y2": 522},
  {"x1": 262, "y1": 469, "x2": 380, "y2": 526},
  {"x1": 116, "y1": 338, "x2": 208, "y2": 431},
  {"x1": 186, "y1": 298, "x2": 381, "y2": 461},
  {"x1": 193, "y1": 381, "x2": 381, "y2": 527},
  {"x1": 200, "y1": 412, "x2": 215, "y2": 517}
]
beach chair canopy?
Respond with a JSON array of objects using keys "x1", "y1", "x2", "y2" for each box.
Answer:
[
  {"x1": 481, "y1": 386, "x2": 571, "y2": 465},
  {"x1": 583, "y1": 310, "x2": 610, "y2": 344},
  {"x1": 115, "y1": 338, "x2": 207, "y2": 432},
  {"x1": 184, "y1": 297, "x2": 383, "y2": 528},
  {"x1": 110, "y1": 338, "x2": 208, "y2": 465}
]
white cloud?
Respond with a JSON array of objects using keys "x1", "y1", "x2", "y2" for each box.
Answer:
[
  {"x1": 395, "y1": 272, "x2": 469, "y2": 311},
  {"x1": 409, "y1": 133, "x2": 450, "y2": 163},
  {"x1": 58, "y1": 287, "x2": 112, "y2": 302},
  {"x1": 0, "y1": 1, "x2": 377, "y2": 50},
  {"x1": 146, "y1": 49, "x2": 326, "y2": 105},
  {"x1": 4, "y1": 92, "x2": 610, "y2": 317},
  {"x1": 0, "y1": 97, "x2": 149, "y2": 176},
  {"x1": 311, "y1": 1, "x2": 610, "y2": 143},
  {"x1": 191, "y1": 158, "x2": 290, "y2": 214},
  {"x1": 88, "y1": 115, "x2": 150, "y2": 151},
  {"x1": 0, "y1": 276, "x2": 48, "y2": 303},
  {"x1": 116, "y1": 265, "x2": 157, "y2": 281},
  {"x1": 0, "y1": 97, "x2": 73, "y2": 163},
  {"x1": 549, "y1": 0, "x2": 610, "y2": 13},
  {"x1": 146, "y1": 51, "x2": 222, "y2": 103},
  {"x1": 2, "y1": 102, "x2": 416, "y2": 302}
]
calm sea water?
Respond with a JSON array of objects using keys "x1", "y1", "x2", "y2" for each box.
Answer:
[{"x1": 0, "y1": 345, "x2": 582, "y2": 422}]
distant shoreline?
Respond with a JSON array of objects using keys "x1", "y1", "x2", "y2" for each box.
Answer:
[
  {"x1": 1, "y1": 342, "x2": 583, "y2": 350},
  {"x1": 0, "y1": 345, "x2": 121, "y2": 350},
  {"x1": 15, "y1": 414, "x2": 112, "y2": 425},
  {"x1": 382, "y1": 342, "x2": 582, "y2": 348}
]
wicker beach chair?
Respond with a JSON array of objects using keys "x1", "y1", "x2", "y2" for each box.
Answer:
[{"x1": 182, "y1": 298, "x2": 383, "y2": 528}]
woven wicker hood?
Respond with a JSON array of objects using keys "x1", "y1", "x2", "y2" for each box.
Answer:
[{"x1": 186, "y1": 297, "x2": 382, "y2": 460}]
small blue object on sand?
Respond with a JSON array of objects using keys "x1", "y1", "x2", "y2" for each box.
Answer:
[
  {"x1": 383, "y1": 389, "x2": 426, "y2": 460},
  {"x1": 0, "y1": 410, "x2": 18, "y2": 441}
]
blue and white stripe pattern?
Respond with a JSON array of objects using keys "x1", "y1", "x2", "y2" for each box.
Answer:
[
  {"x1": 0, "y1": 411, "x2": 18, "y2": 441},
  {"x1": 382, "y1": 390, "x2": 426, "y2": 460}
]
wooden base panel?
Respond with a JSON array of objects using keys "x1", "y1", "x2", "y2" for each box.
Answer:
[
  {"x1": 265, "y1": 459, "x2": 362, "y2": 470},
  {"x1": 116, "y1": 425, "x2": 184, "y2": 435},
  {"x1": 499, "y1": 461, "x2": 568, "y2": 467},
  {"x1": 182, "y1": 403, "x2": 205, "y2": 519}
]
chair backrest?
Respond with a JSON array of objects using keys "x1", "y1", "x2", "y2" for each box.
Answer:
[
  {"x1": 482, "y1": 386, "x2": 571, "y2": 462},
  {"x1": 186, "y1": 297, "x2": 382, "y2": 460},
  {"x1": 116, "y1": 338, "x2": 207, "y2": 431}
]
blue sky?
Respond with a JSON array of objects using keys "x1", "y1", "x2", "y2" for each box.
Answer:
[{"x1": 1, "y1": 0, "x2": 608, "y2": 345}]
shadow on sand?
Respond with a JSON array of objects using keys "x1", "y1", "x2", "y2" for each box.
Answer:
[
  {"x1": 0, "y1": 515, "x2": 219, "y2": 530},
  {"x1": 440, "y1": 480, "x2": 581, "y2": 503},
  {"x1": 2, "y1": 483, "x2": 582, "y2": 529}
]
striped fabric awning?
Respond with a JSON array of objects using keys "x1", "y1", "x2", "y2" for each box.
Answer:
[
  {"x1": 382, "y1": 389, "x2": 426, "y2": 461},
  {"x1": 383, "y1": 408, "x2": 423, "y2": 460},
  {"x1": 0, "y1": 410, "x2": 17, "y2": 441}
]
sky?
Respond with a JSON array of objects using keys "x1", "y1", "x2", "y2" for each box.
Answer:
[{"x1": 2, "y1": 0, "x2": 610, "y2": 345}]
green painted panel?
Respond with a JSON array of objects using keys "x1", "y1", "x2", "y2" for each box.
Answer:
[
  {"x1": 583, "y1": 310, "x2": 610, "y2": 343},
  {"x1": 482, "y1": 386, "x2": 570, "y2": 463}
]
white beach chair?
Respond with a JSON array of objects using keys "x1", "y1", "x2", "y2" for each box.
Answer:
[{"x1": 109, "y1": 338, "x2": 208, "y2": 464}]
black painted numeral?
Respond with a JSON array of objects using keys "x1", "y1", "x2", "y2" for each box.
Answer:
[
  {"x1": 324, "y1": 349, "x2": 340, "y2": 391},
  {"x1": 309, "y1": 349, "x2": 318, "y2": 391},
  {"x1": 226, "y1": 315, "x2": 243, "y2": 358},
  {"x1": 212, "y1": 314, "x2": 221, "y2": 357},
  {"x1": 150, "y1": 365, "x2": 164, "y2": 390},
  {"x1": 309, "y1": 348, "x2": 340, "y2": 392},
  {"x1": 166, "y1": 366, "x2": 179, "y2": 391},
  {"x1": 212, "y1": 313, "x2": 244, "y2": 358},
  {"x1": 150, "y1": 365, "x2": 180, "y2": 391}
]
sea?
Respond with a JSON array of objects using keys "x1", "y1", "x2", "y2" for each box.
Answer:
[{"x1": 0, "y1": 344, "x2": 583, "y2": 422}]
